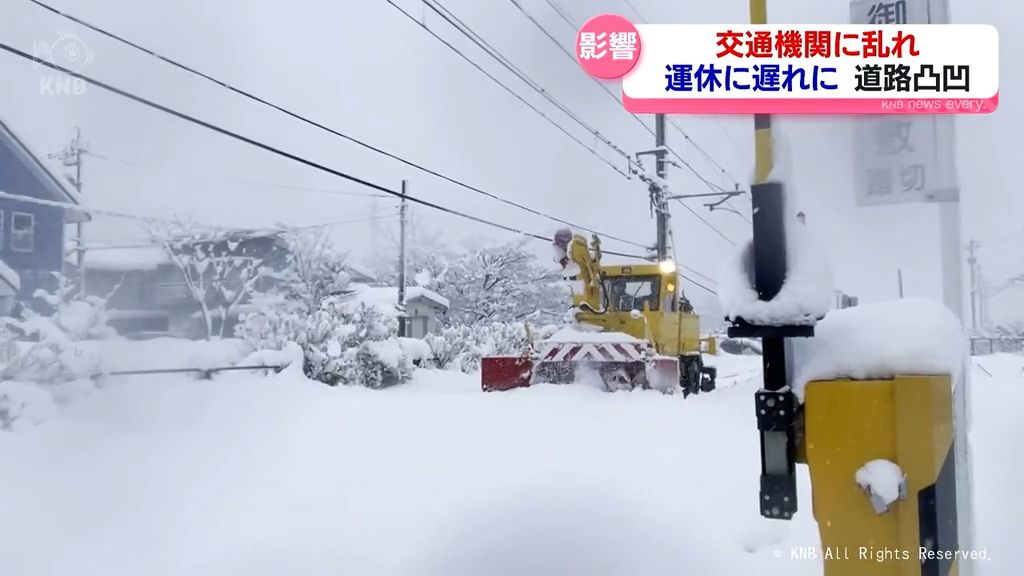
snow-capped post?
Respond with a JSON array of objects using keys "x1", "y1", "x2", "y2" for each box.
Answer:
[
  {"x1": 726, "y1": 2, "x2": 822, "y2": 515},
  {"x1": 727, "y1": 179, "x2": 815, "y2": 522}
]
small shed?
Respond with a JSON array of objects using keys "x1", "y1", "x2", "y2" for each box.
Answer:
[{"x1": 351, "y1": 285, "x2": 450, "y2": 339}]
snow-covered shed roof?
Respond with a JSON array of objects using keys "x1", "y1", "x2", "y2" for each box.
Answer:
[
  {"x1": 0, "y1": 116, "x2": 88, "y2": 223},
  {"x1": 84, "y1": 246, "x2": 169, "y2": 272},
  {"x1": 351, "y1": 285, "x2": 450, "y2": 311},
  {"x1": 344, "y1": 263, "x2": 379, "y2": 284}
]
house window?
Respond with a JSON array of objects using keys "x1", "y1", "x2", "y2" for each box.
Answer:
[{"x1": 11, "y1": 212, "x2": 34, "y2": 253}]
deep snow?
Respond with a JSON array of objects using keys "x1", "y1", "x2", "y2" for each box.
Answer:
[{"x1": 0, "y1": 352, "x2": 1019, "y2": 576}]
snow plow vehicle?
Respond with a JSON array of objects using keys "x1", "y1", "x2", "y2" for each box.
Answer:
[{"x1": 481, "y1": 229, "x2": 716, "y2": 395}]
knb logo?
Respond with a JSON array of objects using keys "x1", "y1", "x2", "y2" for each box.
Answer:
[{"x1": 33, "y1": 31, "x2": 94, "y2": 96}]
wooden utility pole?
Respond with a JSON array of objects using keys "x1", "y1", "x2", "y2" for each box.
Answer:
[
  {"x1": 49, "y1": 127, "x2": 87, "y2": 295},
  {"x1": 397, "y1": 180, "x2": 408, "y2": 337},
  {"x1": 654, "y1": 113, "x2": 670, "y2": 261}
]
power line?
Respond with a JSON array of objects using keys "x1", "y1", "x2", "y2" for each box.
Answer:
[
  {"x1": 506, "y1": 0, "x2": 744, "y2": 242},
  {"x1": 85, "y1": 151, "x2": 394, "y2": 198},
  {"x1": 611, "y1": 0, "x2": 749, "y2": 206},
  {"x1": 539, "y1": 0, "x2": 744, "y2": 199},
  {"x1": 19, "y1": 3, "x2": 721, "y2": 292},
  {"x1": 382, "y1": 0, "x2": 630, "y2": 179},
  {"x1": 679, "y1": 274, "x2": 717, "y2": 296},
  {"x1": 543, "y1": 0, "x2": 579, "y2": 29},
  {"x1": 25, "y1": 0, "x2": 645, "y2": 250},
  {"x1": 425, "y1": 0, "x2": 633, "y2": 164},
  {"x1": 0, "y1": 188, "x2": 212, "y2": 226},
  {"x1": 1, "y1": 41, "x2": 655, "y2": 262},
  {"x1": 667, "y1": 226, "x2": 718, "y2": 295},
  {"x1": 293, "y1": 212, "x2": 400, "y2": 231},
  {"x1": 507, "y1": 0, "x2": 651, "y2": 136},
  {"x1": 672, "y1": 198, "x2": 737, "y2": 246},
  {"x1": 666, "y1": 118, "x2": 747, "y2": 196},
  {"x1": 82, "y1": 213, "x2": 400, "y2": 252},
  {"x1": 621, "y1": 0, "x2": 647, "y2": 22}
]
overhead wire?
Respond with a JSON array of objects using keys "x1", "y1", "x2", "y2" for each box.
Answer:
[
  {"x1": 424, "y1": 0, "x2": 633, "y2": 164},
  {"x1": 25, "y1": 0, "x2": 645, "y2": 250},
  {"x1": 18, "y1": 2, "x2": 723, "y2": 292},
  {"x1": 85, "y1": 151, "x2": 394, "y2": 199},
  {"x1": 514, "y1": 0, "x2": 746, "y2": 238},
  {"x1": 1, "y1": 42, "x2": 663, "y2": 265},
  {"x1": 614, "y1": 0, "x2": 750, "y2": 221},
  {"x1": 382, "y1": 0, "x2": 630, "y2": 179},
  {"x1": 542, "y1": 0, "x2": 578, "y2": 30}
]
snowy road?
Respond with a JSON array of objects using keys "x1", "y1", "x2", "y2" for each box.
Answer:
[{"x1": 0, "y1": 353, "x2": 1020, "y2": 576}]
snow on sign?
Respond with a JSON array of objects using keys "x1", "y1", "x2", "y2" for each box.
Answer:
[{"x1": 851, "y1": 0, "x2": 959, "y2": 206}]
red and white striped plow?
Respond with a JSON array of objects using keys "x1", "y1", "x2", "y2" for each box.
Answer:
[
  {"x1": 537, "y1": 341, "x2": 647, "y2": 363},
  {"x1": 483, "y1": 340, "x2": 682, "y2": 394}
]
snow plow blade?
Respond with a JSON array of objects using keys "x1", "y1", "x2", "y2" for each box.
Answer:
[{"x1": 481, "y1": 357, "x2": 533, "y2": 392}]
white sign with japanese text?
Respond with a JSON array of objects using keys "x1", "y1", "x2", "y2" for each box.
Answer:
[{"x1": 851, "y1": 0, "x2": 959, "y2": 205}]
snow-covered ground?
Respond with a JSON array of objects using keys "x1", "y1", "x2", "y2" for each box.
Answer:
[{"x1": 0, "y1": 352, "x2": 1020, "y2": 576}]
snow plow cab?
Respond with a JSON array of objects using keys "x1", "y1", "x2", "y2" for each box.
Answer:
[{"x1": 481, "y1": 229, "x2": 716, "y2": 395}]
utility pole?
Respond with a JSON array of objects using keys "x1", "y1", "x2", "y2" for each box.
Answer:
[
  {"x1": 897, "y1": 268, "x2": 904, "y2": 298},
  {"x1": 967, "y1": 238, "x2": 980, "y2": 332},
  {"x1": 397, "y1": 180, "x2": 408, "y2": 338},
  {"x1": 653, "y1": 113, "x2": 670, "y2": 261},
  {"x1": 49, "y1": 127, "x2": 87, "y2": 295}
]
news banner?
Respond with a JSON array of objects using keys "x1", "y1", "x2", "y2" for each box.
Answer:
[{"x1": 573, "y1": 15, "x2": 998, "y2": 115}]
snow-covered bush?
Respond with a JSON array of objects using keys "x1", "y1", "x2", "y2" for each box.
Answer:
[
  {"x1": 1, "y1": 275, "x2": 115, "y2": 383},
  {"x1": 424, "y1": 321, "x2": 557, "y2": 372},
  {"x1": 236, "y1": 231, "x2": 415, "y2": 388},
  {"x1": 302, "y1": 298, "x2": 406, "y2": 387},
  {"x1": 0, "y1": 380, "x2": 56, "y2": 431},
  {"x1": 348, "y1": 338, "x2": 415, "y2": 389}
]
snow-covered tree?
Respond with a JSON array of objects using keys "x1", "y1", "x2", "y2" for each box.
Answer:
[
  {"x1": 149, "y1": 220, "x2": 269, "y2": 340},
  {"x1": 236, "y1": 230, "x2": 413, "y2": 388},
  {"x1": 236, "y1": 228, "x2": 350, "y2": 352},
  {"x1": 266, "y1": 227, "x2": 351, "y2": 310},
  {"x1": 367, "y1": 218, "x2": 455, "y2": 287},
  {"x1": 431, "y1": 240, "x2": 569, "y2": 326}
]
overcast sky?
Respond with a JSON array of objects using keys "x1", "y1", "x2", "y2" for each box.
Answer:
[{"x1": 0, "y1": 0, "x2": 1020, "y2": 323}]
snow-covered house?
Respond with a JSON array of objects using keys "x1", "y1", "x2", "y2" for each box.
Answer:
[
  {"x1": 352, "y1": 284, "x2": 449, "y2": 339},
  {"x1": 85, "y1": 233, "x2": 289, "y2": 338},
  {"x1": 0, "y1": 117, "x2": 88, "y2": 305}
]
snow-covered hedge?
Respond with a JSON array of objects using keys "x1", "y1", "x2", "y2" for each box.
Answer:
[
  {"x1": 424, "y1": 322, "x2": 557, "y2": 372},
  {"x1": 1, "y1": 277, "x2": 117, "y2": 384},
  {"x1": 237, "y1": 294, "x2": 417, "y2": 388}
]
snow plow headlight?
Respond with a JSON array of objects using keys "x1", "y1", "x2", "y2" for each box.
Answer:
[{"x1": 658, "y1": 260, "x2": 677, "y2": 274}]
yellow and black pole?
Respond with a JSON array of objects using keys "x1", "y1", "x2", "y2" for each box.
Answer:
[
  {"x1": 730, "y1": 0, "x2": 808, "y2": 522},
  {"x1": 739, "y1": 3, "x2": 968, "y2": 573},
  {"x1": 750, "y1": 0, "x2": 773, "y2": 184}
]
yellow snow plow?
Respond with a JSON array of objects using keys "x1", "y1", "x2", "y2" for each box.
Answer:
[{"x1": 481, "y1": 229, "x2": 716, "y2": 395}]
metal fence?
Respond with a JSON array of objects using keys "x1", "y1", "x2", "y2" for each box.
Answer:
[{"x1": 970, "y1": 337, "x2": 1024, "y2": 356}]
